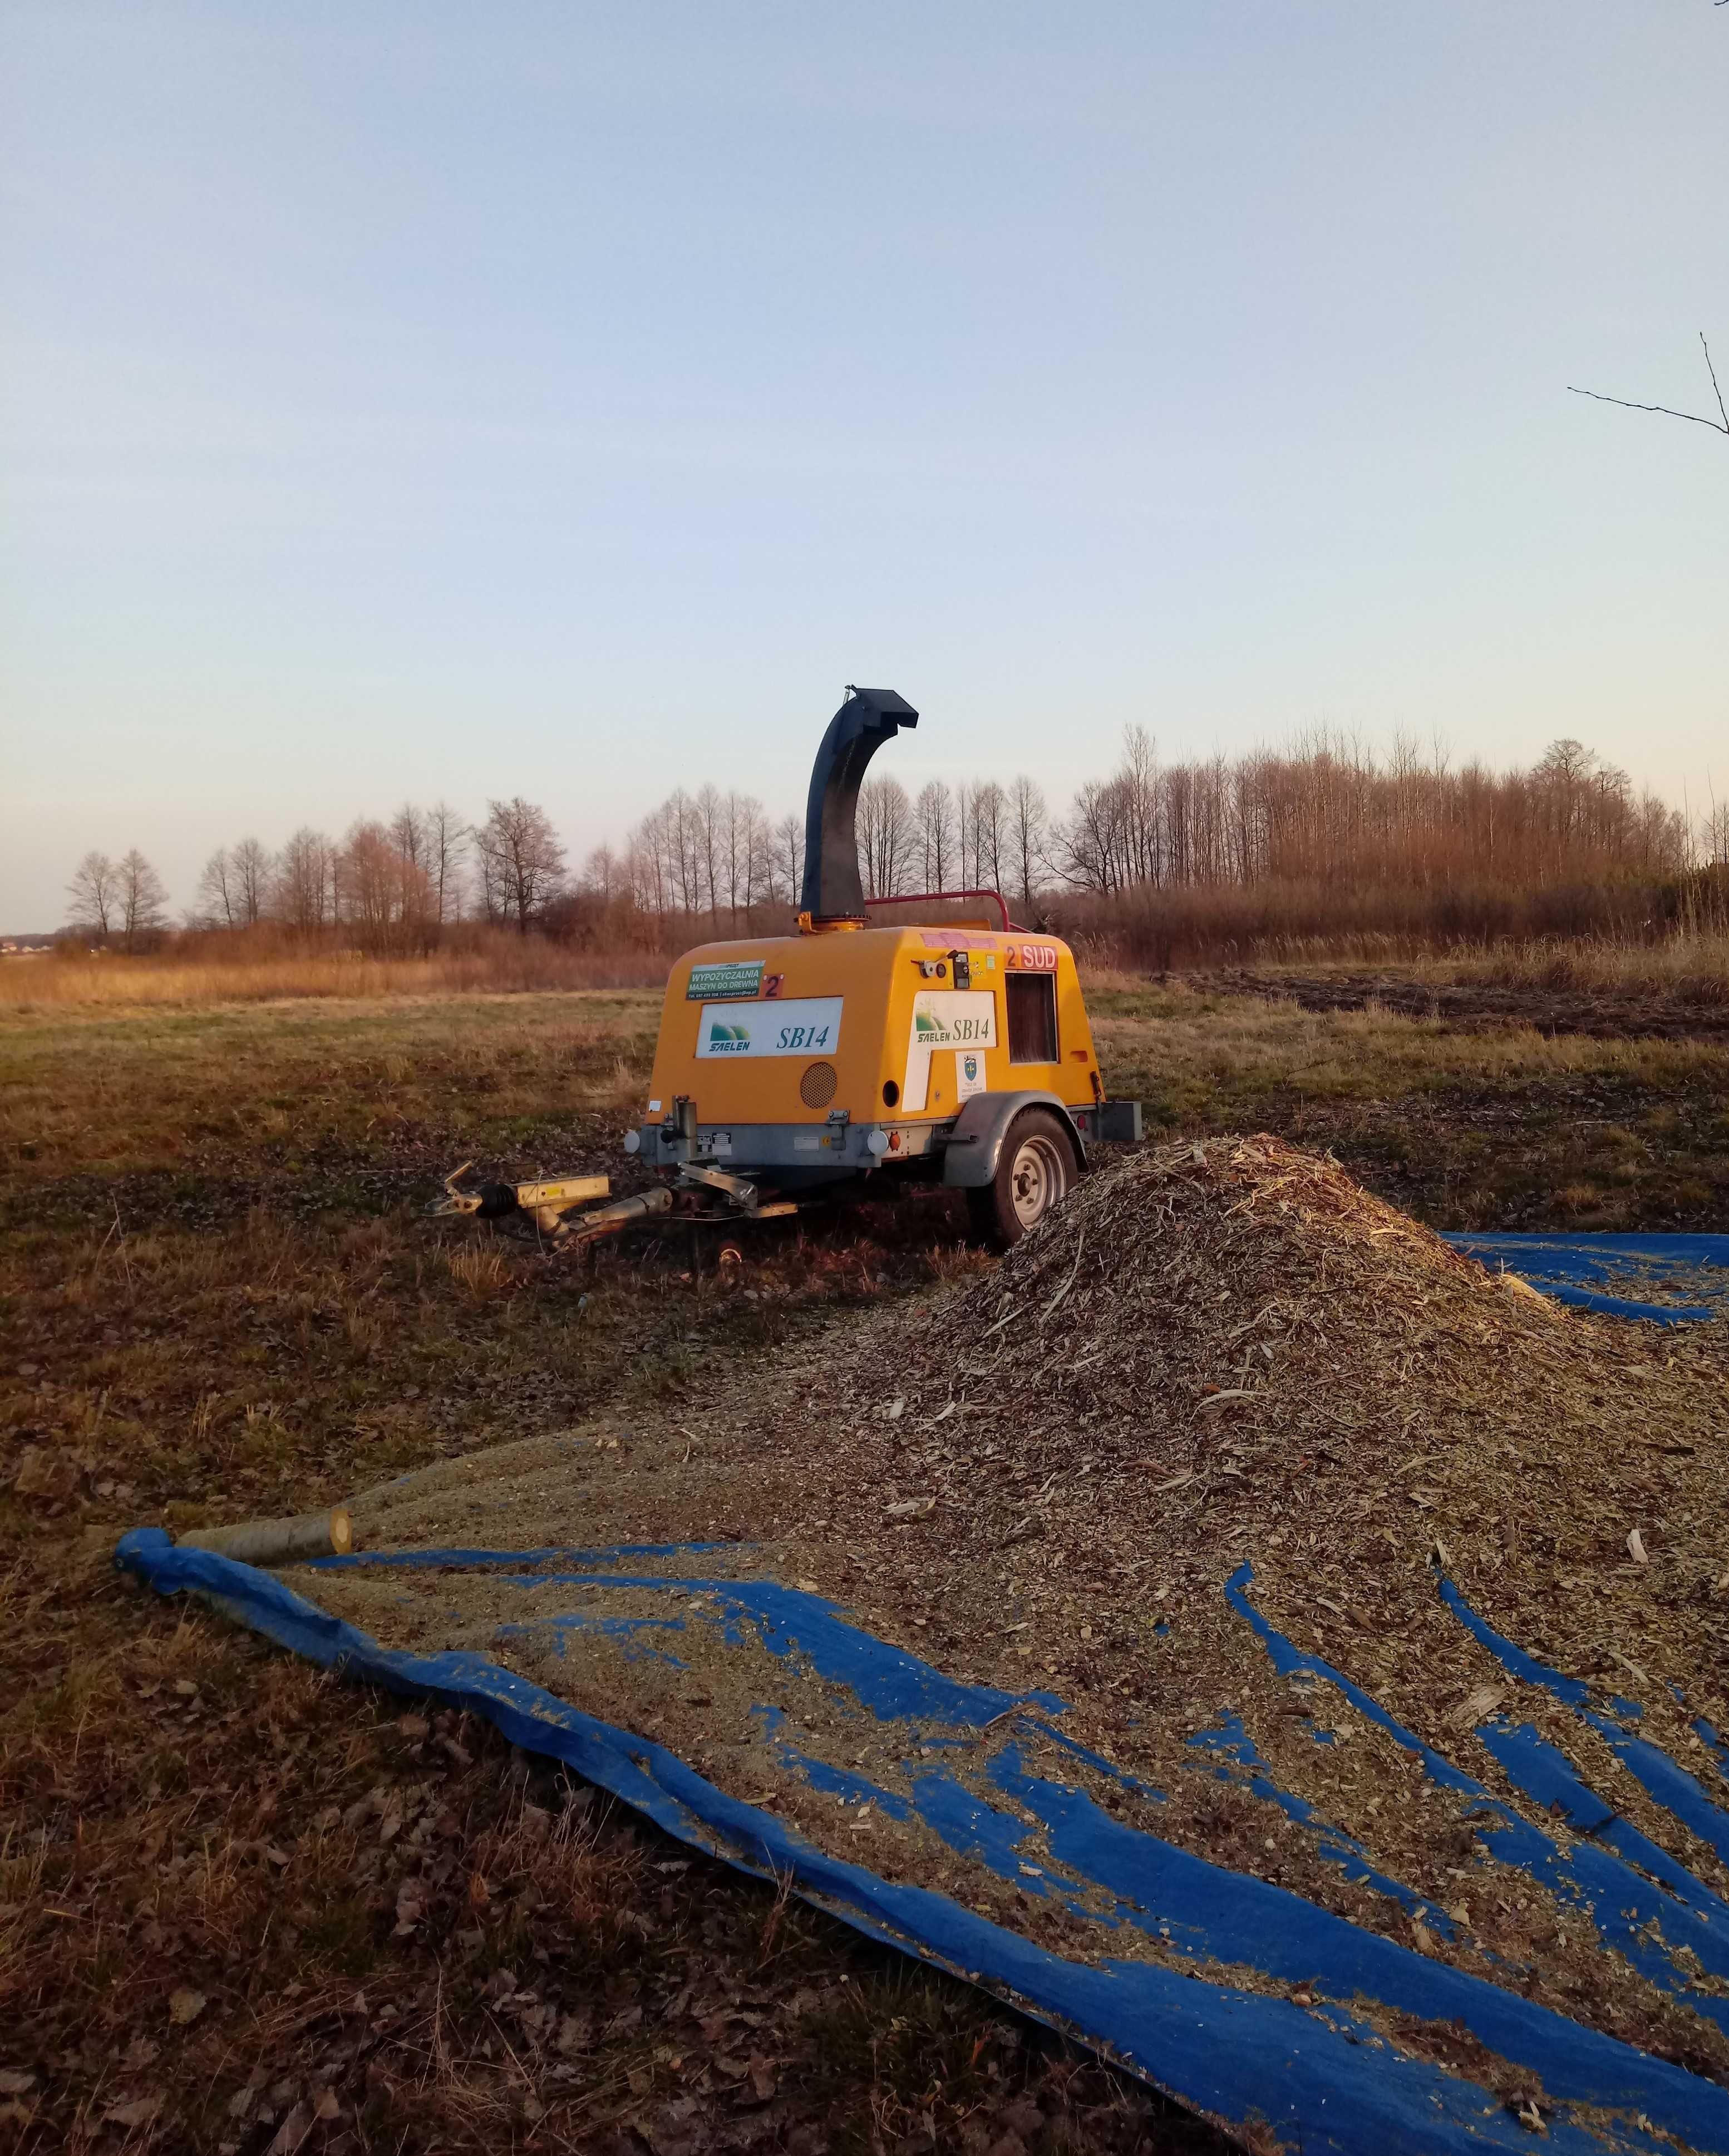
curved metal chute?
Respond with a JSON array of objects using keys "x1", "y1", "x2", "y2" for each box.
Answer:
[{"x1": 799, "y1": 686, "x2": 919, "y2": 922}]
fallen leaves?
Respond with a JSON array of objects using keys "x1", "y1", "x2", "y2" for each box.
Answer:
[
  {"x1": 11, "y1": 1446, "x2": 81, "y2": 1501},
  {"x1": 104, "y1": 2094, "x2": 162, "y2": 2129}
]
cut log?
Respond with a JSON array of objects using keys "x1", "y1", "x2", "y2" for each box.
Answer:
[{"x1": 178, "y1": 1505, "x2": 353, "y2": 1566}]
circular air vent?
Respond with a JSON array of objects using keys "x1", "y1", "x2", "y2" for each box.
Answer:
[{"x1": 800, "y1": 1060, "x2": 839, "y2": 1109}]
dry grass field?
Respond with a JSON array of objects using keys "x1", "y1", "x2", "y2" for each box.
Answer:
[
  {"x1": 0, "y1": 943, "x2": 668, "y2": 1009},
  {"x1": 4, "y1": 976, "x2": 1728, "y2": 2153}
]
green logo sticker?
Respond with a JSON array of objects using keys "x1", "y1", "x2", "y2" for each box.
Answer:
[{"x1": 688, "y1": 961, "x2": 765, "y2": 1002}]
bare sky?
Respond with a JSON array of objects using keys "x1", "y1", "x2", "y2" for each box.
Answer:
[{"x1": 3, "y1": 2, "x2": 1726, "y2": 927}]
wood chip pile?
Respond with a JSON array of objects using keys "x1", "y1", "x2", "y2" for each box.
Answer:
[{"x1": 324, "y1": 1135, "x2": 1729, "y2": 2075}]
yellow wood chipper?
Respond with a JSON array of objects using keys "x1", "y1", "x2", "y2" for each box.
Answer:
[{"x1": 438, "y1": 688, "x2": 1142, "y2": 1251}]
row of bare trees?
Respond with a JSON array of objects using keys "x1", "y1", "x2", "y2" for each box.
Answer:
[
  {"x1": 65, "y1": 799, "x2": 570, "y2": 953},
  {"x1": 588, "y1": 787, "x2": 794, "y2": 932},
  {"x1": 1046, "y1": 729, "x2": 1695, "y2": 897},
  {"x1": 561, "y1": 774, "x2": 1053, "y2": 941},
  {"x1": 574, "y1": 733, "x2": 1696, "y2": 934},
  {"x1": 65, "y1": 850, "x2": 171, "y2": 953},
  {"x1": 854, "y1": 774, "x2": 1051, "y2": 907},
  {"x1": 195, "y1": 804, "x2": 471, "y2": 948},
  {"x1": 65, "y1": 732, "x2": 1717, "y2": 958}
]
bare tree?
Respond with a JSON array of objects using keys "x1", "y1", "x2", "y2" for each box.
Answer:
[
  {"x1": 1051, "y1": 775, "x2": 1130, "y2": 893},
  {"x1": 971, "y1": 780, "x2": 1007, "y2": 895},
  {"x1": 196, "y1": 847, "x2": 238, "y2": 929},
  {"x1": 582, "y1": 843, "x2": 627, "y2": 903},
  {"x1": 955, "y1": 780, "x2": 980, "y2": 890},
  {"x1": 116, "y1": 849, "x2": 169, "y2": 953},
  {"x1": 1008, "y1": 775, "x2": 1048, "y2": 914},
  {"x1": 630, "y1": 790, "x2": 701, "y2": 919},
  {"x1": 772, "y1": 812, "x2": 804, "y2": 907},
  {"x1": 423, "y1": 804, "x2": 467, "y2": 924},
  {"x1": 337, "y1": 819, "x2": 435, "y2": 954},
  {"x1": 856, "y1": 776, "x2": 914, "y2": 899},
  {"x1": 1569, "y1": 332, "x2": 1729, "y2": 441},
  {"x1": 389, "y1": 804, "x2": 428, "y2": 874},
  {"x1": 474, "y1": 798, "x2": 567, "y2": 933},
  {"x1": 231, "y1": 837, "x2": 270, "y2": 926},
  {"x1": 694, "y1": 785, "x2": 726, "y2": 928},
  {"x1": 672, "y1": 791, "x2": 707, "y2": 916},
  {"x1": 274, "y1": 829, "x2": 338, "y2": 933},
  {"x1": 741, "y1": 799, "x2": 775, "y2": 925},
  {"x1": 1701, "y1": 792, "x2": 1729, "y2": 867},
  {"x1": 66, "y1": 850, "x2": 117, "y2": 943},
  {"x1": 628, "y1": 806, "x2": 671, "y2": 918},
  {"x1": 915, "y1": 780, "x2": 955, "y2": 891},
  {"x1": 718, "y1": 791, "x2": 771, "y2": 928}
]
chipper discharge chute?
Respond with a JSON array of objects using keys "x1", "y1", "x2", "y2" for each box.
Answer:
[{"x1": 440, "y1": 686, "x2": 1144, "y2": 1251}]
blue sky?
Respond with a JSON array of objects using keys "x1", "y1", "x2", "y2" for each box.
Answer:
[{"x1": 3, "y1": 2, "x2": 1726, "y2": 925}]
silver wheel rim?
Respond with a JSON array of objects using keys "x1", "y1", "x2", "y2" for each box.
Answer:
[{"x1": 1009, "y1": 1133, "x2": 1066, "y2": 1229}]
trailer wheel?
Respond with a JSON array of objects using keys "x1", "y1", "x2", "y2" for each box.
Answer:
[{"x1": 967, "y1": 1109, "x2": 1078, "y2": 1250}]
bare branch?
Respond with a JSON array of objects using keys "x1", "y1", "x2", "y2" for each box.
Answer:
[
  {"x1": 1703, "y1": 332, "x2": 1729, "y2": 434},
  {"x1": 1568, "y1": 331, "x2": 1729, "y2": 439}
]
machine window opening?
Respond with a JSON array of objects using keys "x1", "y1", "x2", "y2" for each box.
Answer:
[{"x1": 1006, "y1": 973, "x2": 1058, "y2": 1064}]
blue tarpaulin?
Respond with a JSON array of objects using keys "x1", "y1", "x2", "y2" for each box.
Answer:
[
  {"x1": 1443, "y1": 1232, "x2": 1729, "y2": 1324},
  {"x1": 114, "y1": 1233, "x2": 1729, "y2": 2154}
]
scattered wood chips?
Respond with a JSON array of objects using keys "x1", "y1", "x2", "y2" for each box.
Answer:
[{"x1": 319, "y1": 1136, "x2": 1729, "y2": 2084}]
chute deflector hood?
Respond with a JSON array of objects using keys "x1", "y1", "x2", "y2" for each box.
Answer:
[{"x1": 799, "y1": 686, "x2": 918, "y2": 921}]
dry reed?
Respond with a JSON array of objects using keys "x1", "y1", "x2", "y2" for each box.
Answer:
[{"x1": 0, "y1": 942, "x2": 668, "y2": 1008}]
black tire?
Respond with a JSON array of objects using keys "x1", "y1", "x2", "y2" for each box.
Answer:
[{"x1": 966, "y1": 1109, "x2": 1079, "y2": 1251}]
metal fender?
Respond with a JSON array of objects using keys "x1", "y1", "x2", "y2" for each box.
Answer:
[{"x1": 939, "y1": 1091, "x2": 1086, "y2": 1189}]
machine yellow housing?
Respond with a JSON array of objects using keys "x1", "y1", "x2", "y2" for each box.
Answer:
[
  {"x1": 641, "y1": 923, "x2": 1100, "y2": 1136},
  {"x1": 444, "y1": 686, "x2": 1142, "y2": 1250}
]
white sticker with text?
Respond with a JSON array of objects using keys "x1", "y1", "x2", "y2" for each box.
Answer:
[
  {"x1": 694, "y1": 997, "x2": 843, "y2": 1059},
  {"x1": 903, "y1": 991, "x2": 997, "y2": 1111}
]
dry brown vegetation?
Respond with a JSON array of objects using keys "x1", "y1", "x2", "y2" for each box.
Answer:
[
  {"x1": 13, "y1": 916, "x2": 1729, "y2": 1027},
  {"x1": 4, "y1": 982, "x2": 1729, "y2": 2149},
  {"x1": 0, "y1": 938, "x2": 667, "y2": 1009},
  {"x1": 1054, "y1": 884, "x2": 1729, "y2": 973}
]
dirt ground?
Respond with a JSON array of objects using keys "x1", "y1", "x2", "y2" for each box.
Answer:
[
  {"x1": 1191, "y1": 965, "x2": 1729, "y2": 1042},
  {"x1": 4, "y1": 980, "x2": 1728, "y2": 2153}
]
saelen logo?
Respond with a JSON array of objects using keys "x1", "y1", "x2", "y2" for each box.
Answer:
[{"x1": 915, "y1": 1011, "x2": 991, "y2": 1043}]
